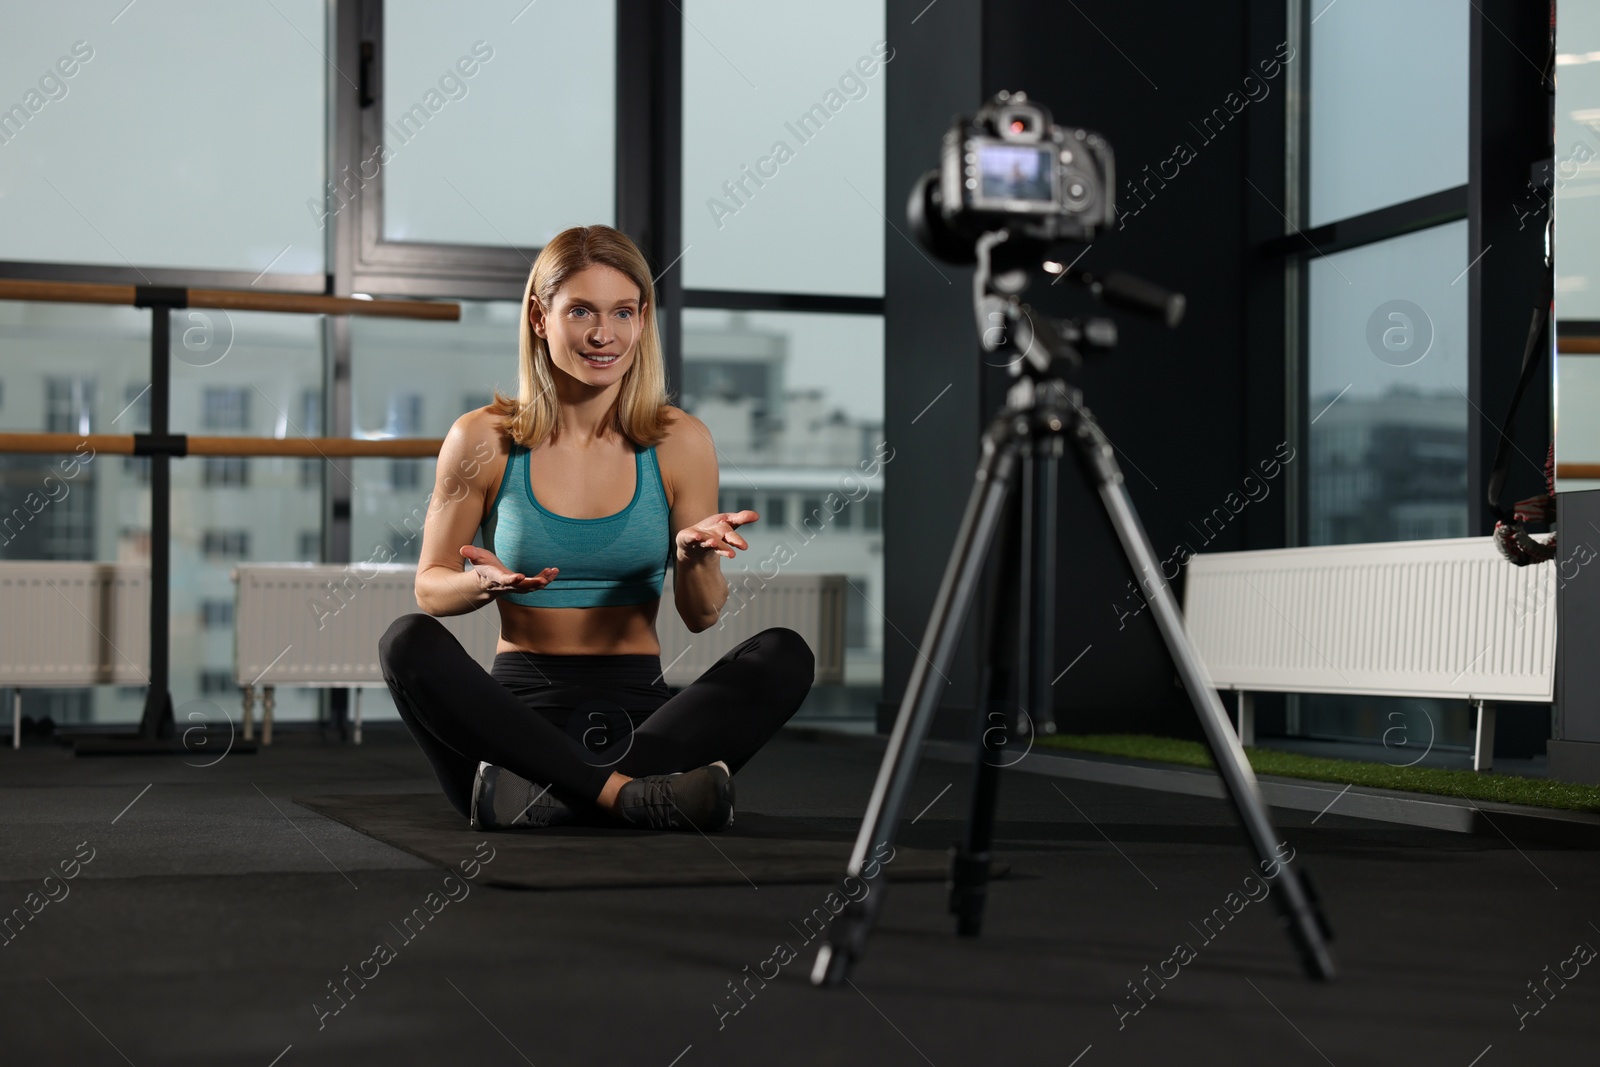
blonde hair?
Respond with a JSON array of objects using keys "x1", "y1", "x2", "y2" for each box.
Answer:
[{"x1": 491, "y1": 225, "x2": 674, "y2": 448}]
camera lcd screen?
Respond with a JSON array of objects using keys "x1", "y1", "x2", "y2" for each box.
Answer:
[{"x1": 978, "y1": 143, "x2": 1054, "y2": 204}]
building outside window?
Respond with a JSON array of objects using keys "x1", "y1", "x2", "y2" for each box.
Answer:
[
  {"x1": 390, "y1": 460, "x2": 423, "y2": 491},
  {"x1": 45, "y1": 377, "x2": 93, "y2": 435},
  {"x1": 299, "y1": 388, "x2": 322, "y2": 434},
  {"x1": 199, "y1": 669, "x2": 234, "y2": 696},
  {"x1": 201, "y1": 600, "x2": 234, "y2": 628},
  {"x1": 201, "y1": 529, "x2": 250, "y2": 559},
  {"x1": 202, "y1": 457, "x2": 250, "y2": 488},
  {"x1": 122, "y1": 382, "x2": 151, "y2": 430},
  {"x1": 202, "y1": 387, "x2": 250, "y2": 431}
]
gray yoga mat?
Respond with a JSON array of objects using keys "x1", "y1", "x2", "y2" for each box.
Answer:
[{"x1": 294, "y1": 792, "x2": 972, "y2": 890}]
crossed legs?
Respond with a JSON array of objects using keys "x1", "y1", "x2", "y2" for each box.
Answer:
[{"x1": 378, "y1": 614, "x2": 816, "y2": 822}]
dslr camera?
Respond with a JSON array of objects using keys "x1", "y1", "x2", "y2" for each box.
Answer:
[{"x1": 911, "y1": 90, "x2": 1115, "y2": 264}]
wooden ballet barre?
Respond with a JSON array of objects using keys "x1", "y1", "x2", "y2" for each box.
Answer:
[
  {"x1": 189, "y1": 436, "x2": 445, "y2": 458},
  {"x1": 0, "y1": 433, "x2": 135, "y2": 455},
  {"x1": 0, "y1": 280, "x2": 132, "y2": 307},
  {"x1": 5, "y1": 430, "x2": 1595, "y2": 477},
  {"x1": 0, "y1": 432, "x2": 445, "y2": 458},
  {"x1": 186, "y1": 288, "x2": 459, "y2": 320},
  {"x1": 0, "y1": 278, "x2": 459, "y2": 321},
  {"x1": 1557, "y1": 337, "x2": 1600, "y2": 355}
]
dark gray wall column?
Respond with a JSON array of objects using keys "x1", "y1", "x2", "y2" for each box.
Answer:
[
  {"x1": 1553, "y1": 489, "x2": 1600, "y2": 783},
  {"x1": 880, "y1": 0, "x2": 985, "y2": 731}
]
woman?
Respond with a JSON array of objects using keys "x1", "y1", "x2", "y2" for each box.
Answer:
[{"x1": 378, "y1": 225, "x2": 815, "y2": 833}]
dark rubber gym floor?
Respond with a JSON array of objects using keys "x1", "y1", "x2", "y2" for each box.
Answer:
[{"x1": 1, "y1": 724, "x2": 1594, "y2": 1066}]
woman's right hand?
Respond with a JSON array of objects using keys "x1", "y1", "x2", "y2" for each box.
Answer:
[{"x1": 460, "y1": 545, "x2": 557, "y2": 597}]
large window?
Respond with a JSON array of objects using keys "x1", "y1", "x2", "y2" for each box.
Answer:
[
  {"x1": 675, "y1": 2, "x2": 889, "y2": 700},
  {"x1": 0, "y1": 4, "x2": 889, "y2": 728},
  {"x1": 1294, "y1": 0, "x2": 1473, "y2": 746},
  {"x1": 681, "y1": 309, "x2": 886, "y2": 685},
  {"x1": 0, "y1": 3, "x2": 325, "y2": 278},
  {"x1": 680, "y1": 0, "x2": 888, "y2": 296},
  {"x1": 1307, "y1": 0, "x2": 1469, "y2": 227},
  {"x1": 349, "y1": 300, "x2": 521, "y2": 572},
  {"x1": 1554, "y1": 4, "x2": 1600, "y2": 494},
  {"x1": 1302, "y1": 0, "x2": 1471, "y2": 547},
  {"x1": 0, "y1": 302, "x2": 325, "y2": 725},
  {"x1": 379, "y1": 0, "x2": 616, "y2": 247},
  {"x1": 678, "y1": 1, "x2": 888, "y2": 700},
  {"x1": 1306, "y1": 222, "x2": 1470, "y2": 545}
]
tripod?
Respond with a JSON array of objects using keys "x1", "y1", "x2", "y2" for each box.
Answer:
[{"x1": 811, "y1": 231, "x2": 1337, "y2": 985}]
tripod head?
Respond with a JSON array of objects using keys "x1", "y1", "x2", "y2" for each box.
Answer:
[{"x1": 974, "y1": 229, "x2": 1186, "y2": 383}]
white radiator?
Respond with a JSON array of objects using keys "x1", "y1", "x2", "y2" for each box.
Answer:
[
  {"x1": 658, "y1": 570, "x2": 846, "y2": 686},
  {"x1": 232, "y1": 563, "x2": 500, "y2": 745},
  {"x1": 0, "y1": 561, "x2": 149, "y2": 750},
  {"x1": 233, "y1": 563, "x2": 498, "y2": 687},
  {"x1": 1183, "y1": 537, "x2": 1555, "y2": 701},
  {"x1": 0, "y1": 562, "x2": 149, "y2": 686},
  {"x1": 232, "y1": 564, "x2": 846, "y2": 742},
  {"x1": 1182, "y1": 537, "x2": 1557, "y2": 770},
  {"x1": 234, "y1": 565, "x2": 846, "y2": 689}
]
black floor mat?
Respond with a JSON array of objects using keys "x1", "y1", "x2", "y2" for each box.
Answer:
[{"x1": 294, "y1": 792, "x2": 965, "y2": 890}]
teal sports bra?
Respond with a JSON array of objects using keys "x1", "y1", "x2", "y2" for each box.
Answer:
[{"x1": 480, "y1": 441, "x2": 671, "y2": 608}]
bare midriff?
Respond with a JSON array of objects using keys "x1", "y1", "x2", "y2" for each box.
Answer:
[{"x1": 493, "y1": 599, "x2": 663, "y2": 657}]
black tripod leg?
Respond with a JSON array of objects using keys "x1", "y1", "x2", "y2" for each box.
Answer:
[
  {"x1": 952, "y1": 741, "x2": 1004, "y2": 937},
  {"x1": 951, "y1": 464, "x2": 1025, "y2": 937},
  {"x1": 811, "y1": 417, "x2": 1024, "y2": 987},
  {"x1": 1029, "y1": 449, "x2": 1060, "y2": 736},
  {"x1": 1074, "y1": 416, "x2": 1338, "y2": 981}
]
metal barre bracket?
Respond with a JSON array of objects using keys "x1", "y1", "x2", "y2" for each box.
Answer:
[
  {"x1": 131, "y1": 434, "x2": 188, "y2": 457},
  {"x1": 132, "y1": 285, "x2": 188, "y2": 309}
]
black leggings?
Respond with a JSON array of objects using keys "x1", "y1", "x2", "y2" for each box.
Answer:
[{"x1": 378, "y1": 614, "x2": 816, "y2": 819}]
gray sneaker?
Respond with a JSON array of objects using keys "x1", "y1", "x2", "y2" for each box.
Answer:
[
  {"x1": 617, "y1": 760, "x2": 734, "y2": 831},
  {"x1": 470, "y1": 762, "x2": 577, "y2": 831}
]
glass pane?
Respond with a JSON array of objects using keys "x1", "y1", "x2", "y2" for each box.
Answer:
[
  {"x1": 0, "y1": 302, "x2": 325, "y2": 727},
  {"x1": 1309, "y1": 0, "x2": 1468, "y2": 227},
  {"x1": 681, "y1": 0, "x2": 887, "y2": 296},
  {"x1": 382, "y1": 1, "x2": 615, "y2": 246},
  {"x1": 350, "y1": 299, "x2": 520, "y2": 556},
  {"x1": 166, "y1": 312, "x2": 326, "y2": 437},
  {"x1": 0, "y1": 2, "x2": 325, "y2": 274},
  {"x1": 345, "y1": 301, "x2": 520, "y2": 723},
  {"x1": 174, "y1": 455, "x2": 322, "y2": 725},
  {"x1": 350, "y1": 301, "x2": 518, "y2": 444},
  {"x1": 1557, "y1": 354, "x2": 1600, "y2": 491},
  {"x1": 1555, "y1": 6, "x2": 1600, "y2": 315},
  {"x1": 1286, "y1": 694, "x2": 1474, "y2": 758},
  {"x1": 1306, "y1": 221, "x2": 1469, "y2": 545},
  {"x1": 680, "y1": 309, "x2": 885, "y2": 697}
]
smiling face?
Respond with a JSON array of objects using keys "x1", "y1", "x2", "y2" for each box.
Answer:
[{"x1": 531, "y1": 264, "x2": 645, "y2": 387}]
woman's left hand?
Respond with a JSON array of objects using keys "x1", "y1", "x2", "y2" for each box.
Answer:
[{"x1": 676, "y1": 510, "x2": 758, "y2": 563}]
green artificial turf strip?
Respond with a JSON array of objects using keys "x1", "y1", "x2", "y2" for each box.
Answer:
[{"x1": 1034, "y1": 733, "x2": 1600, "y2": 813}]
